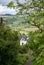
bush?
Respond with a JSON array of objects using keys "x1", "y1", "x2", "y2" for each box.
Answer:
[
  {"x1": 0, "y1": 25, "x2": 19, "y2": 65},
  {"x1": 28, "y1": 31, "x2": 44, "y2": 65}
]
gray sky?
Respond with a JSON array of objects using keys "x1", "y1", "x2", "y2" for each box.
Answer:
[
  {"x1": 0, "y1": 0, "x2": 13, "y2": 4},
  {"x1": 0, "y1": 0, "x2": 28, "y2": 15},
  {"x1": 0, "y1": 0, "x2": 26, "y2": 5}
]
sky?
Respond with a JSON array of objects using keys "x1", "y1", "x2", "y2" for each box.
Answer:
[
  {"x1": 0, "y1": 0, "x2": 26, "y2": 15},
  {"x1": 0, "y1": 0, "x2": 17, "y2": 15},
  {"x1": 0, "y1": 0, "x2": 25, "y2": 5},
  {"x1": 0, "y1": 0, "x2": 12, "y2": 4},
  {"x1": 0, "y1": 5, "x2": 18, "y2": 15}
]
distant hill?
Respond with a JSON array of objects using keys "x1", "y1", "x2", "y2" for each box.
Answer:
[
  {"x1": 2, "y1": 15, "x2": 32, "y2": 28},
  {"x1": 4, "y1": 14, "x2": 12, "y2": 16},
  {"x1": 0, "y1": 14, "x2": 13, "y2": 16}
]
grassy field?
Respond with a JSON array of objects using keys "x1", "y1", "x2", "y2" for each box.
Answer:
[{"x1": 11, "y1": 27, "x2": 39, "y2": 35}]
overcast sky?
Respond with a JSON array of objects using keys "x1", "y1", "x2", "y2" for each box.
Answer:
[
  {"x1": 0, "y1": 5, "x2": 18, "y2": 15},
  {"x1": 0, "y1": 0, "x2": 26, "y2": 15},
  {"x1": 0, "y1": 0, "x2": 17, "y2": 15},
  {"x1": 0, "y1": 0, "x2": 12, "y2": 4},
  {"x1": 0, "y1": 0, "x2": 26, "y2": 5}
]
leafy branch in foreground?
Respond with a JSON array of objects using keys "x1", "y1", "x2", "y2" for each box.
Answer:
[{"x1": 14, "y1": 0, "x2": 44, "y2": 65}]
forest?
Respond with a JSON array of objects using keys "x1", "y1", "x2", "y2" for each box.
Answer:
[{"x1": 0, "y1": 0, "x2": 44, "y2": 65}]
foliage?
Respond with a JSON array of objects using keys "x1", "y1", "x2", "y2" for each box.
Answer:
[
  {"x1": 17, "y1": 54, "x2": 28, "y2": 65},
  {"x1": 19, "y1": 44, "x2": 29, "y2": 54},
  {"x1": 0, "y1": 24, "x2": 20, "y2": 65},
  {"x1": 14, "y1": 0, "x2": 44, "y2": 65},
  {"x1": 7, "y1": 1, "x2": 14, "y2": 8},
  {"x1": 5, "y1": 0, "x2": 44, "y2": 65},
  {"x1": 28, "y1": 31, "x2": 44, "y2": 65}
]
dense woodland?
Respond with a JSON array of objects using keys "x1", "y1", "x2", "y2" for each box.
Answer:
[{"x1": 0, "y1": 0, "x2": 44, "y2": 65}]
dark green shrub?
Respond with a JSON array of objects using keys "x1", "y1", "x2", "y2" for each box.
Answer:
[{"x1": 0, "y1": 25, "x2": 19, "y2": 65}]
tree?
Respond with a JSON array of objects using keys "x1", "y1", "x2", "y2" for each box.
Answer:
[
  {"x1": 0, "y1": 24, "x2": 20, "y2": 65},
  {"x1": 13, "y1": 0, "x2": 44, "y2": 65},
  {"x1": 7, "y1": 1, "x2": 14, "y2": 8},
  {"x1": 7, "y1": 0, "x2": 44, "y2": 31},
  {"x1": 2, "y1": 0, "x2": 44, "y2": 64}
]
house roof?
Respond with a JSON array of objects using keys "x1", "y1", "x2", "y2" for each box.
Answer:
[{"x1": 18, "y1": 34, "x2": 29, "y2": 40}]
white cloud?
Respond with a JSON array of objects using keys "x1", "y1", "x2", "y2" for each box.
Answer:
[{"x1": 0, "y1": 5, "x2": 17, "y2": 15}]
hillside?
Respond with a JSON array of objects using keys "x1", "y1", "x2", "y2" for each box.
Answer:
[{"x1": 2, "y1": 15, "x2": 31, "y2": 28}]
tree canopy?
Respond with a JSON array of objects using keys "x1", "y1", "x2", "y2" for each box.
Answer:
[{"x1": 13, "y1": 0, "x2": 44, "y2": 65}]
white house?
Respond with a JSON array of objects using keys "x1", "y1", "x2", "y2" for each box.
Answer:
[
  {"x1": 20, "y1": 38, "x2": 27, "y2": 45},
  {"x1": 18, "y1": 34, "x2": 29, "y2": 45}
]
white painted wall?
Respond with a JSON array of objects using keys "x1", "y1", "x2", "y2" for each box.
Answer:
[{"x1": 20, "y1": 39, "x2": 27, "y2": 45}]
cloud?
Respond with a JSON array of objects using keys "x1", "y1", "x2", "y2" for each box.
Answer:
[
  {"x1": 0, "y1": 5, "x2": 17, "y2": 15},
  {"x1": 0, "y1": 0, "x2": 26, "y2": 5},
  {"x1": 0, "y1": 0, "x2": 12, "y2": 4},
  {"x1": 0, "y1": 0, "x2": 26, "y2": 15}
]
